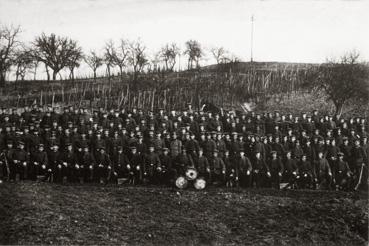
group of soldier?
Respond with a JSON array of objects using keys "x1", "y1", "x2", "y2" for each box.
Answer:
[{"x1": 0, "y1": 104, "x2": 367, "y2": 191}]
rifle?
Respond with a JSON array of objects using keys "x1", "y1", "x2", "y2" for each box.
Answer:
[{"x1": 354, "y1": 163, "x2": 365, "y2": 191}]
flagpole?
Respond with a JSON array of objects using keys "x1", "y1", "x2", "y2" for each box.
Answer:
[{"x1": 251, "y1": 14, "x2": 254, "y2": 63}]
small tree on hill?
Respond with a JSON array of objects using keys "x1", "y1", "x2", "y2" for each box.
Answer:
[
  {"x1": 184, "y1": 40, "x2": 203, "y2": 70},
  {"x1": 85, "y1": 50, "x2": 103, "y2": 81},
  {"x1": 210, "y1": 47, "x2": 229, "y2": 64},
  {"x1": 0, "y1": 25, "x2": 21, "y2": 87},
  {"x1": 159, "y1": 43, "x2": 180, "y2": 72},
  {"x1": 312, "y1": 51, "x2": 369, "y2": 117},
  {"x1": 34, "y1": 33, "x2": 82, "y2": 81},
  {"x1": 128, "y1": 39, "x2": 148, "y2": 81},
  {"x1": 14, "y1": 46, "x2": 35, "y2": 81}
]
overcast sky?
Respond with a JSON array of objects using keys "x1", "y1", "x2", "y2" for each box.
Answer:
[{"x1": 0, "y1": 0, "x2": 368, "y2": 78}]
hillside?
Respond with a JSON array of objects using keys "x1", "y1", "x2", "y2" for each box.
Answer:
[
  {"x1": 202, "y1": 61, "x2": 318, "y2": 73},
  {"x1": 0, "y1": 182, "x2": 367, "y2": 245}
]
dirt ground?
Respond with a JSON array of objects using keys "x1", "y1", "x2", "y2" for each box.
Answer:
[{"x1": 0, "y1": 182, "x2": 367, "y2": 245}]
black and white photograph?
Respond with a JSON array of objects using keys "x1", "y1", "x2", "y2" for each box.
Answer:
[{"x1": 0, "y1": 0, "x2": 368, "y2": 245}]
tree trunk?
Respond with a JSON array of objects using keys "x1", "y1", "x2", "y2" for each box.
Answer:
[
  {"x1": 70, "y1": 68, "x2": 75, "y2": 81},
  {"x1": 45, "y1": 64, "x2": 50, "y2": 82},
  {"x1": 33, "y1": 62, "x2": 38, "y2": 80},
  {"x1": 119, "y1": 66, "x2": 123, "y2": 82},
  {"x1": 52, "y1": 70, "x2": 58, "y2": 80},
  {"x1": 106, "y1": 65, "x2": 111, "y2": 81},
  {"x1": 93, "y1": 69, "x2": 97, "y2": 81}
]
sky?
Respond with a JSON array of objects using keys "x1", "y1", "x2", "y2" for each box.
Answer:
[{"x1": 0, "y1": 0, "x2": 368, "y2": 79}]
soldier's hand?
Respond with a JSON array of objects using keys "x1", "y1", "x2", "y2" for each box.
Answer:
[
  {"x1": 42, "y1": 165, "x2": 46, "y2": 169},
  {"x1": 235, "y1": 176, "x2": 239, "y2": 181},
  {"x1": 89, "y1": 165, "x2": 93, "y2": 170},
  {"x1": 136, "y1": 165, "x2": 140, "y2": 170},
  {"x1": 222, "y1": 170, "x2": 225, "y2": 174},
  {"x1": 157, "y1": 167, "x2": 162, "y2": 172},
  {"x1": 23, "y1": 162, "x2": 27, "y2": 167},
  {"x1": 48, "y1": 168, "x2": 52, "y2": 172},
  {"x1": 58, "y1": 164, "x2": 62, "y2": 169},
  {"x1": 304, "y1": 173, "x2": 308, "y2": 177},
  {"x1": 144, "y1": 172, "x2": 147, "y2": 176},
  {"x1": 278, "y1": 172, "x2": 282, "y2": 177},
  {"x1": 108, "y1": 166, "x2": 112, "y2": 169},
  {"x1": 267, "y1": 172, "x2": 271, "y2": 177},
  {"x1": 127, "y1": 164, "x2": 131, "y2": 170},
  {"x1": 75, "y1": 164, "x2": 80, "y2": 169},
  {"x1": 63, "y1": 162, "x2": 67, "y2": 167},
  {"x1": 247, "y1": 170, "x2": 250, "y2": 175},
  {"x1": 293, "y1": 171, "x2": 297, "y2": 176}
]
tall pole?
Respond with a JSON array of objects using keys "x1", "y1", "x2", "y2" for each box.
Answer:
[{"x1": 251, "y1": 14, "x2": 254, "y2": 63}]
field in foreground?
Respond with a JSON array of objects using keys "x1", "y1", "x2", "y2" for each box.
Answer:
[{"x1": 0, "y1": 182, "x2": 367, "y2": 245}]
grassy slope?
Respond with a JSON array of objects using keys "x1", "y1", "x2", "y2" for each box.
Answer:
[{"x1": 0, "y1": 182, "x2": 367, "y2": 245}]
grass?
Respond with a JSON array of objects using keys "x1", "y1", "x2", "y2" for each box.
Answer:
[{"x1": 0, "y1": 182, "x2": 367, "y2": 245}]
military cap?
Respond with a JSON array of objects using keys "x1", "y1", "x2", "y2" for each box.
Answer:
[
  {"x1": 271, "y1": 151, "x2": 277, "y2": 155},
  {"x1": 6, "y1": 140, "x2": 13, "y2": 145},
  {"x1": 338, "y1": 152, "x2": 344, "y2": 156},
  {"x1": 38, "y1": 143, "x2": 44, "y2": 147},
  {"x1": 213, "y1": 149, "x2": 219, "y2": 153},
  {"x1": 18, "y1": 141, "x2": 25, "y2": 145},
  {"x1": 130, "y1": 146, "x2": 137, "y2": 150},
  {"x1": 163, "y1": 147, "x2": 169, "y2": 151}
]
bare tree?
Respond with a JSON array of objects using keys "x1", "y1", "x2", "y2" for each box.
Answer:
[
  {"x1": 0, "y1": 25, "x2": 21, "y2": 87},
  {"x1": 159, "y1": 43, "x2": 180, "y2": 72},
  {"x1": 128, "y1": 39, "x2": 148, "y2": 80},
  {"x1": 85, "y1": 50, "x2": 103, "y2": 81},
  {"x1": 113, "y1": 39, "x2": 129, "y2": 81},
  {"x1": 148, "y1": 52, "x2": 161, "y2": 73},
  {"x1": 14, "y1": 46, "x2": 35, "y2": 81},
  {"x1": 104, "y1": 40, "x2": 116, "y2": 79},
  {"x1": 184, "y1": 40, "x2": 203, "y2": 70},
  {"x1": 34, "y1": 33, "x2": 82, "y2": 80},
  {"x1": 310, "y1": 51, "x2": 369, "y2": 117},
  {"x1": 210, "y1": 47, "x2": 229, "y2": 64},
  {"x1": 67, "y1": 46, "x2": 83, "y2": 81}
]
